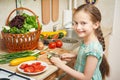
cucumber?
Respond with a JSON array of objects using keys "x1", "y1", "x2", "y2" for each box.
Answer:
[{"x1": 47, "y1": 54, "x2": 52, "y2": 59}]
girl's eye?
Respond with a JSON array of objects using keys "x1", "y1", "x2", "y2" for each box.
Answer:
[
  {"x1": 72, "y1": 21, "x2": 78, "y2": 26},
  {"x1": 81, "y1": 22, "x2": 86, "y2": 25}
]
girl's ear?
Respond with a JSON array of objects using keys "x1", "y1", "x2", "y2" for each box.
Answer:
[{"x1": 93, "y1": 21, "x2": 100, "y2": 29}]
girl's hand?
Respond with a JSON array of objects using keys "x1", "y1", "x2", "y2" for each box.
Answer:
[
  {"x1": 60, "y1": 53, "x2": 76, "y2": 62},
  {"x1": 50, "y1": 57, "x2": 65, "y2": 67}
]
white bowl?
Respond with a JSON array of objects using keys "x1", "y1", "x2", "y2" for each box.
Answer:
[{"x1": 61, "y1": 38, "x2": 80, "y2": 50}]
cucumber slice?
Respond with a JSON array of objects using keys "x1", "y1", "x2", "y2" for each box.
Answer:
[{"x1": 47, "y1": 54, "x2": 52, "y2": 59}]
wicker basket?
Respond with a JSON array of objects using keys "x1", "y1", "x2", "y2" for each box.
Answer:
[{"x1": 1, "y1": 7, "x2": 41, "y2": 52}]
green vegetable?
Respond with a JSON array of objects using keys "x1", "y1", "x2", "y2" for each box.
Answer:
[
  {"x1": 47, "y1": 54, "x2": 52, "y2": 59},
  {"x1": 2, "y1": 28, "x2": 9, "y2": 33},
  {"x1": 40, "y1": 34, "x2": 44, "y2": 40},
  {"x1": 2, "y1": 13, "x2": 40, "y2": 34},
  {"x1": 10, "y1": 27, "x2": 21, "y2": 34},
  {"x1": 0, "y1": 51, "x2": 39, "y2": 64},
  {"x1": 47, "y1": 35, "x2": 54, "y2": 39},
  {"x1": 58, "y1": 32, "x2": 64, "y2": 39},
  {"x1": 22, "y1": 13, "x2": 38, "y2": 30}
]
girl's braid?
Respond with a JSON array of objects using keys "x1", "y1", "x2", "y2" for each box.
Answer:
[
  {"x1": 95, "y1": 27, "x2": 105, "y2": 51},
  {"x1": 96, "y1": 26, "x2": 110, "y2": 79}
]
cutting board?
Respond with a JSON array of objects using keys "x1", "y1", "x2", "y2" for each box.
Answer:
[
  {"x1": 37, "y1": 48, "x2": 71, "y2": 64},
  {"x1": 52, "y1": 0, "x2": 59, "y2": 22},
  {"x1": 41, "y1": 0, "x2": 50, "y2": 25}
]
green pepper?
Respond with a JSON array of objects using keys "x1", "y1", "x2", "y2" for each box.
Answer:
[
  {"x1": 58, "y1": 32, "x2": 64, "y2": 39},
  {"x1": 47, "y1": 35, "x2": 54, "y2": 39}
]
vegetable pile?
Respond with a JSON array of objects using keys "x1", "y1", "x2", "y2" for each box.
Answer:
[
  {"x1": 40, "y1": 30, "x2": 66, "y2": 40},
  {"x1": 2, "y1": 13, "x2": 39, "y2": 34},
  {"x1": 9, "y1": 15, "x2": 25, "y2": 29},
  {"x1": 0, "y1": 51, "x2": 39, "y2": 64}
]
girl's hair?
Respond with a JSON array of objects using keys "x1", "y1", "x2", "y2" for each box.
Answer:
[{"x1": 74, "y1": 4, "x2": 110, "y2": 79}]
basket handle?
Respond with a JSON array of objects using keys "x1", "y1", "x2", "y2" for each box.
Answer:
[{"x1": 6, "y1": 7, "x2": 40, "y2": 30}]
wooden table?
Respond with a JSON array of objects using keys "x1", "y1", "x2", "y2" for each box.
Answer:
[{"x1": 0, "y1": 38, "x2": 75, "y2": 80}]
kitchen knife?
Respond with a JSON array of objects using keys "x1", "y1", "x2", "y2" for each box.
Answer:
[{"x1": 47, "y1": 52, "x2": 60, "y2": 59}]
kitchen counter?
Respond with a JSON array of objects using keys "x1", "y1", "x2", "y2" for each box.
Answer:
[
  {"x1": 0, "y1": 37, "x2": 72, "y2": 80},
  {"x1": 0, "y1": 49, "x2": 64, "y2": 80}
]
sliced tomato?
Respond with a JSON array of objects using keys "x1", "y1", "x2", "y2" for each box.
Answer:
[
  {"x1": 34, "y1": 68, "x2": 41, "y2": 72},
  {"x1": 21, "y1": 62, "x2": 46, "y2": 73},
  {"x1": 32, "y1": 64, "x2": 38, "y2": 69},
  {"x1": 39, "y1": 66, "x2": 46, "y2": 71},
  {"x1": 35, "y1": 62, "x2": 41, "y2": 65},
  {"x1": 20, "y1": 63, "x2": 29, "y2": 69},
  {"x1": 24, "y1": 66, "x2": 34, "y2": 73}
]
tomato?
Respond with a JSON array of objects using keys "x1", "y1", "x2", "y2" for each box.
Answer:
[
  {"x1": 55, "y1": 40, "x2": 63, "y2": 48},
  {"x1": 35, "y1": 62, "x2": 41, "y2": 65},
  {"x1": 24, "y1": 66, "x2": 34, "y2": 72},
  {"x1": 40, "y1": 51, "x2": 46, "y2": 55},
  {"x1": 39, "y1": 66, "x2": 46, "y2": 71},
  {"x1": 48, "y1": 42, "x2": 56, "y2": 49},
  {"x1": 32, "y1": 63, "x2": 39, "y2": 69},
  {"x1": 20, "y1": 63, "x2": 29, "y2": 69}
]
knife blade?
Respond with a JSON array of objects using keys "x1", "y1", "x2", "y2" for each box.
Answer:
[{"x1": 47, "y1": 51, "x2": 60, "y2": 59}]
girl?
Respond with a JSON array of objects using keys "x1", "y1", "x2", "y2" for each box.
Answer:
[{"x1": 50, "y1": 4, "x2": 110, "y2": 80}]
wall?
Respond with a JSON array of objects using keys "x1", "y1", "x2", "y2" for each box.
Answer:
[
  {"x1": 0, "y1": 0, "x2": 115, "y2": 32},
  {"x1": 107, "y1": 0, "x2": 120, "y2": 79}
]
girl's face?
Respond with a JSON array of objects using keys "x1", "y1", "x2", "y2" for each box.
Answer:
[{"x1": 73, "y1": 10, "x2": 98, "y2": 40}]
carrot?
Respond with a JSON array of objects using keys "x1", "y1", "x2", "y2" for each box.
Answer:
[
  {"x1": 40, "y1": 51, "x2": 46, "y2": 55},
  {"x1": 52, "y1": 34, "x2": 59, "y2": 39}
]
